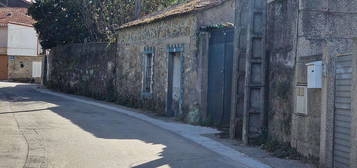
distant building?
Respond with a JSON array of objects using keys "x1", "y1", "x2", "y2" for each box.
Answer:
[{"x1": 0, "y1": 7, "x2": 42, "y2": 82}]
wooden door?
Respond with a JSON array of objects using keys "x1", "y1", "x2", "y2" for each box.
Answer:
[
  {"x1": 207, "y1": 28, "x2": 234, "y2": 127},
  {"x1": 333, "y1": 54, "x2": 353, "y2": 168},
  {"x1": 0, "y1": 55, "x2": 8, "y2": 80},
  {"x1": 167, "y1": 51, "x2": 182, "y2": 117}
]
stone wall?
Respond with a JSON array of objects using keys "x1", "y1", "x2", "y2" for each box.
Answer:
[
  {"x1": 117, "y1": 14, "x2": 200, "y2": 121},
  {"x1": 294, "y1": 0, "x2": 356, "y2": 160},
  {"x1": 47, "y1": 43, "x2": 117, "y2": 101},
  {"x1": 266, "y1": 0, "x2": 298, "y2": 144},
  {"x1": 46, "y1": 2, "x2": 235, "y2": 124},
  {"x1": 266, "y1": 0, "x2": 357, "y2": 160},
  {"x1": 197, "y1": 0, "x2": 235, "y2": 26},
  {"x1": 8, "y1": 55, "x2": 42, "y2": 82},
  {"x1": 116, "y1": 1, "x2": 235, "y2": 123}
]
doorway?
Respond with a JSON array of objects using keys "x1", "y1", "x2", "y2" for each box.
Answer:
[
  {"x1": 166, "y1": 50, "x2": 183, "y2": 117},
  {"x1": 207, "y1": 28, "x2": 234, "y2": 127},
  {"x1": 333, "y1": 54, "x2": 353, "y2": 168},
  {"x1": 0, "y1": 55, "x2": 8, "y2": 80}
]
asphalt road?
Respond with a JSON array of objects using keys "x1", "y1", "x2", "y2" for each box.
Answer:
[{"x1": 0, "y1": 82, "x2": 242, "y2": 168}]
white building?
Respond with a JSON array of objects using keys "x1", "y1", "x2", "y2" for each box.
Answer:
[{"x1": 0, "y1": 7, "x2": 42, "y2": 81}]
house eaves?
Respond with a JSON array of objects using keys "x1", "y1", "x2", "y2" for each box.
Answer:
[
  {"x1": 119, "y1": 0, "x2": 226, "y2": 30},
  {"x1": 0, "y1": 2, "x2": 6, "y2": 7},
  {"x1": 0, "y1": 7, "x2": 35, "y2": 25}
]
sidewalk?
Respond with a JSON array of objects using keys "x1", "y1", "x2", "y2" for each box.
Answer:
[
  {"x1": 36, "y1": 86, "x2": 315, "y2": 168},
  {"x1": 206, "y1": 135, "x2": 316, "y2": 168}
]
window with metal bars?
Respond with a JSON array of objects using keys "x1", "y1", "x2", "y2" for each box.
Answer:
[{"x1": 143, "y1": 53, "x2": 153, "y2": 93}]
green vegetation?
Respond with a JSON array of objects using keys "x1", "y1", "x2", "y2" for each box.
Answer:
[{"x1": 28, "y1": 0, "x2": 186, "y2": 49}]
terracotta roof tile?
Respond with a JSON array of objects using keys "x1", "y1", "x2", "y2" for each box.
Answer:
[
  {"x1": 0, "y1": 0, "x2": 31, "y2": 7},
  {"x1": 0, "y1": 7, "x2": 35, "y2": 25},
  {"x1": 120, "y1": 0, "x2": 226, "y2": 29}
]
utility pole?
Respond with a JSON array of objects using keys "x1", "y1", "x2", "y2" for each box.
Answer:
[{"x1": 230, "y1": 0, "x2": 250, "y2": 141}]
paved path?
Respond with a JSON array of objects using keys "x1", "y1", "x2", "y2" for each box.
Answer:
[{"x1": 0, "y1": 82, "x2": 252, "y2": 168}]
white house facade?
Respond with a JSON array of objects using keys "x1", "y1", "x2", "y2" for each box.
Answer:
[{"x1": 0, "y1": 7, "x2": 42, "y2": 82}]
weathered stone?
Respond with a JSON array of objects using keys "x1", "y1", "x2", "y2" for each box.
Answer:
[
  {"x1": 8, "y1": 56, "x2": 42, "y2": 82},
  {"x1": 47, "y1": 0, "x2": 235, "y2": 125},
  {"x1": 299, "y1": 11, "x2": 329, "y2": 38},
  {"x1": 267, "y1": 0, "x2": 357, "y2": 162},
  {"x1": 328, "y1": 0, "x2": 357, "y2": 12},
  {"x1": 266, "y1": 0, "x2": 298, "y2": 143},
  {"x1": 116, "y1": 0, "x2": 234, "y2": 122},
  {"x1": 47, "y1": 43, "x2": 117, "y2": 101}
]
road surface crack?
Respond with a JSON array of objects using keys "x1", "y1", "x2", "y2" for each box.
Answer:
[{"x1": 9, "y1": 98, "x2": 48, "y2": 168}]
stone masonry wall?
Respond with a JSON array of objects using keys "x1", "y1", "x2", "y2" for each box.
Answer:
[
  {"x1": 8, "y1": 55, "x2": 43, "y2": 82},
  {"x1": 46, "y1": 3, "x2": 235, "y2": 124},
  {"x1": 266, "y1": 0, "x2": 298, "y2": 144},
  {"x1": 293, "y1": 0, "x2": 357, "y2": 159},
  {"x1": 117, "y1": 14, "x2": 200, "y2": 122},
  {"x1": 267, "y1": 0, "x2": 357, "y2": 160},
  {"x1": 47, "y1": 43, "x2": 117, "y2": 101}
]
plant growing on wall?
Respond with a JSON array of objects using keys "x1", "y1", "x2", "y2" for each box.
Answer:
[
  {"x1": 28, "y1": 0, "x2": 101, "y2": 49},
  {"x1": 28, "y1": 0, "x2": 187, "y2": 48}
]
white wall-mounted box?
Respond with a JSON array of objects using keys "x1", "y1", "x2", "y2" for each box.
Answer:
[{"x1": 306, "y1": 61, "x2": 322, "y2": 89}]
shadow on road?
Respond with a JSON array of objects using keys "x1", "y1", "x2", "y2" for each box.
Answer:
[{"x1": 0, "y1": 83, "x2": 235, "y2": 168}]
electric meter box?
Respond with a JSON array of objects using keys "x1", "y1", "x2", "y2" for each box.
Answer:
[{"x1": 306, "y1": 61, "x2": 322, "y2": 88}]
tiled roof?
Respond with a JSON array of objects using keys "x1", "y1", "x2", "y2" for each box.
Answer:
[
  {"x1": 120, "y1": 0, "x2": 226, "y2": 29},
  {"x1": 0, "y1": 7, "x2": 35, "y2": 26},
  {"x1": 0, "y1": 0, "x2": 31, "y2": 7}
]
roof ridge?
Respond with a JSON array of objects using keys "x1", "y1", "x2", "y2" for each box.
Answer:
[
  {"x1": 0, "y1": 7, "x2": 35, "y2": 25},
  {"x1": 119, "y1": 0, "x2": 227, "y2": 29}
]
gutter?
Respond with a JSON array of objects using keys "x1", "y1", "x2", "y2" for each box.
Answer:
[{"x1": 8, "y1": 22, "x2": 34, "y2": 27}]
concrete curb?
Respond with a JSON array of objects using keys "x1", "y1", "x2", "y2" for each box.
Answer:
[{"x1": 37, "y1": 88, "x2": 272, "y2": 168}]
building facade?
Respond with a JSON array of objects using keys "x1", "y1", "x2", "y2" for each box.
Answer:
[
  {"x1": 231, "y1": 0, "x2": 357, "y2": 167},
  {"x1": 44, "y1": 0, "x2": 357, "y2": 167},
  {"x1": 46, "y1": 0, "x2": 236, "y2": 126},
  {"x1": 116, "y1": 0, "x2": 235, "y2": 124},
  {"x1": 0, "y1": 7, "x2": 42, "y2": 82}
]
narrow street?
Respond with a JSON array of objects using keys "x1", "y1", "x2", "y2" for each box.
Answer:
[{"x1": 0, "y1": 82, "x2": 246, "y2": 168}]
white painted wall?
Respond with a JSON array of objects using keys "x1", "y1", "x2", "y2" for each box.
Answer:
[
  {"x1": 0, "y1": 26, "x2": 8, "y2": 54},
  {"x1": 7, "y1": 23, "x2": 39, "y2": 56}
]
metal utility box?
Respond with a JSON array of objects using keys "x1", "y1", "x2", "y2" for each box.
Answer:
[
  {"x1": 306, "y1": 61, "x2": 322, "y2": 88},
  {"x1": 296, "y1": 86, "x2": 308, "y2": 115}
]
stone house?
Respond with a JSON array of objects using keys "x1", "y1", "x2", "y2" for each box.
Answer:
[
  {"x1": 0, "y1": 7, "x2": 43, "y2": 82},
  {"x1": 44, "y1": 0, "x2": 357, "y2": 167},
  {"x1": 116, "y1": 0, "x2": 235, "y2": 124}
]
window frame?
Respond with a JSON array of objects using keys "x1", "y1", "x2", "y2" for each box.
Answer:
[{"x1": 142, "y1": 47, "x2": 155, "y2": 97}]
